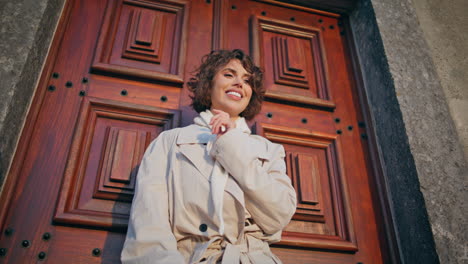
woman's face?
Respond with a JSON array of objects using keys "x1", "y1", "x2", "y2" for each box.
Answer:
[{"x1": 210, "y1": 59, "x2": 253, "y2": 118}]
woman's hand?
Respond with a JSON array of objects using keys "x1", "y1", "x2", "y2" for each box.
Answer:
[{"x1": 210, "y1": 109, "x2": 236, "y2": 137}]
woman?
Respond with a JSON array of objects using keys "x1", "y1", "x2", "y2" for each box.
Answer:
[{"x1": 121, "y1": 49, "x2": 297, "y2": 264}]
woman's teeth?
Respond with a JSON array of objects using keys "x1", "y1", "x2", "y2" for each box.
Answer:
[{"x1": 227, "y1": 91, "x2": 241, "y2": 98}]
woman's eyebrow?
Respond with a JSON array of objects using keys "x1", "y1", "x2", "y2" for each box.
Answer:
[{"x1": 223, "y1": 68, "x2": 251, "y2": 78}]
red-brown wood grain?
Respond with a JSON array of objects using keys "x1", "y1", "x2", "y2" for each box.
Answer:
[{"x1": 0, "y1": 0, "x2": 394, "y2": 263}]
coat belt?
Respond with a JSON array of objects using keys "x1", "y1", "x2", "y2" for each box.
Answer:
[
  {"x1": 220, "y1": 242, "x2": 248, "y2": 264},
  {"x1": 190, "y1": 237, "x2": 249, "y2": 264}
]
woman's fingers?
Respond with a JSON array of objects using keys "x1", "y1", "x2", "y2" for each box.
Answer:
[
  {"x1": 209, "y1": 114, "x2": 221, "y2": 125},
  {"x1": 211, "y1": 117, "x2": 227, "y2": 135},
  {"x1": 212, "y1": 119, "x2": 219, "y2": 134},
  {"x1": 212, "y1": 118, "x2": 224, "y2": 135},
  {"x1": 209, "y1": 110, "x2": 223, "y2": 125},
  {"x1": 210, "y1": 109, "x2": 234, "y2": 136},
  {"x1": 211, "y1": 116, "x2": 221, "y2": 134}
]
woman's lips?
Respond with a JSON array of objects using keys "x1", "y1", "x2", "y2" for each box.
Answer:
[{"x1": 226, "y1": 91, "x2": 242, "y2": 101}]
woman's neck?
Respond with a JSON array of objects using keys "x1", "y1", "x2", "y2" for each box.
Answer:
[{"x1": 230, "y1": 116, "x2": 239, "y2": 123}]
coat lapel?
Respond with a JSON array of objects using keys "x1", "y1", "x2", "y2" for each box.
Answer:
[
  {"x1": 176, "y1": 124, "x2": 246, "y2": 208},
  {"x1": 176, "y1": 124, "x2": 215, "y2": 181},
  {"x1": 225, "y1": 176, "x2": 245, "y2": 207}
]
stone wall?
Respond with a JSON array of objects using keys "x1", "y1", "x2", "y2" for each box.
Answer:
[
  {"x1": 412, "y1": 0, "x2": 468, "y2": 162},
  {"x1": 0, "y1": 0, "x2": 65, "y2": 193},
  {"x1": 351, "y1": 0, "x2": 467, "y2": 262},
  {"x1": 410, "y1": 0, "x2": 468, "y2": 262}
]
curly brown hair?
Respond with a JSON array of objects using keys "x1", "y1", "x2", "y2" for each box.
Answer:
[{"x1": 187, "y1": 49, "x2": 264, "y2": 120}]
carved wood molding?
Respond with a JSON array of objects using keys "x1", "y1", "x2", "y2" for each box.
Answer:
[
  {"x1": 254, "y1": 0, "x2": 353, "y2": 15},
  {"x1": 212, "y1": 0, "x2": 229, "y2": 50},
  {"x1": 54, "y1": 97, "x2": 179, "y2": 230},
  {"x1": 261, "y1": 123, "x2": 357, "y2": 251},
  {"x1": 91, "y1": 0, "x2": 189, "y2": 84},
  {"x1": 250, "y1": 15, "x2": 335, "y2": 110}
]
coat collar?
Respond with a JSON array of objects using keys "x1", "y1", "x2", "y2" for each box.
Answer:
[
  {"x1": 176, "y1": 110, "x2": 251, "y2": 145},
  {"x1": 176, "y1": 124, "x2": 215, "y2": 145}
]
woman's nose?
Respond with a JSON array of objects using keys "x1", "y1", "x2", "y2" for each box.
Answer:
[{"x1": 234, "y1": 76, "x2": 243, "y2": 88}]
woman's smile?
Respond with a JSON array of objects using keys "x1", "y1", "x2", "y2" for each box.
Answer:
[
  {"x1": 225, "y1": 89, "x2": 243, "y2": 100},
  {"x1": 210, "y1": 59, "x2": 253, "y2": 118}
]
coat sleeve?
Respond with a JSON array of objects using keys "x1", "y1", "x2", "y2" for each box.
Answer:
[
  {"x1": 210, "y1": 128, "x2": 297, "y2": 235},
  {"x1": 121, "y1": 131, "x2": 185, "y2": 264}
]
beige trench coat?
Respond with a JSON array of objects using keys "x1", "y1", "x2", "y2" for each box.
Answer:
[{"x1": 121, "y1": 115, "x2": 297, "y2": 264}]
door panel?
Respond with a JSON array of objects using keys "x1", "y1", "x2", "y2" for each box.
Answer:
[
  {"x1": 54, "y1": 97, "x2": 179, "y2": 230},
  {"x1": 260, "y1": 123, "x2": 357, "y2": 252},
  {"x1": 251, "y1": 16, "x2": 334, "y2": 108},
  {"x1": 0, "y1": 0, "x2": 389, "y2": 263},
  {"x1": 92, "y1": 0, "x2": 189, "y2": 83}
]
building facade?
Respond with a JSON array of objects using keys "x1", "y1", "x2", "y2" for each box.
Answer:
[{"x1": 0, "y1": 0, "x2": 466, "y2": 263}]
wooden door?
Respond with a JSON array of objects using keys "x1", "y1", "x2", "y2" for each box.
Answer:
[{"x1": 0, "y1": 0, "x2": 390, "y2": 263}]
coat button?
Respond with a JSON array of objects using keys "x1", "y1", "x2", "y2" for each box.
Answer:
[{"x1": 199, "y1": 224, "x2": 208, "y2": 232}]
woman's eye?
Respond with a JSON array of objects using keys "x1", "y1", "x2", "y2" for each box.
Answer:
[{"x1": 224, "y1": 73, "x2": 233, "y2": 77}]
